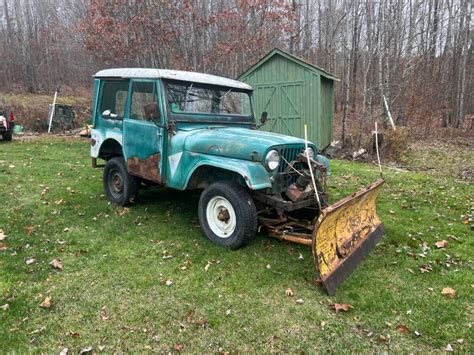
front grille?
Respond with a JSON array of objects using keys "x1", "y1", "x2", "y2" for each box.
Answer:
[
  {"x1": 277, "y1": 145, "x2": 306, "y2": 190},
  {"x1": 278, "y1": 145, "x2": 305, "y2": 172}
]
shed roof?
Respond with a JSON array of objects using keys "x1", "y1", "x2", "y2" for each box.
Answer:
[
  {"x1": 94, "y1": 68, "x2": 253, "y2": 90},
  {"x1": 238, "y1": 48, "x2": 340, "y2": 82}
]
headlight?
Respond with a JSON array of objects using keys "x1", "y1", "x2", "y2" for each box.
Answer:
[
  {"x1": 303, "y1": 147, "x2": 315, "y2": 159},
  {"x1": 265, "y1": 150, "x2": 280, "y2": 171}
]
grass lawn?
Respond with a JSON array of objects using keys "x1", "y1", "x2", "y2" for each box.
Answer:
[{"x1": 1, "y1": 137, "x2": 472, "y2": 353}]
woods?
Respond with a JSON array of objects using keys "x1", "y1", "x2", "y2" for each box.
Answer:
[{"x1": 0, "y1": 0, "x2": 472, "y2": 133}]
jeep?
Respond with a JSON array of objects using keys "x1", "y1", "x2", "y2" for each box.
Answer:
[{"x1": 90, "y1": 68, "x2": 332, "y2": 248}]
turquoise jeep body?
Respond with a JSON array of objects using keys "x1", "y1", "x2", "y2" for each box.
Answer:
[
  {"x1": 91, "y1": 68, "x2": 332, "y2": 248},
  {"x1": 91, "y1": 69, "x2": 329, "y2": 199}
]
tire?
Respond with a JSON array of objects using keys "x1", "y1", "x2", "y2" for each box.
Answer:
[
  {"x1": 103, "y1": 157, "x2": 139, "y2": 206},
  {"x1": 198, "y1": 181, "x2": 257, "y2": 249},
  {"x1": 3, "y1": 133, "x2": 12, "y2": 141}
]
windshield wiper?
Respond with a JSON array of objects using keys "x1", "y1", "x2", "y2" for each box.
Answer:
[{"x1": 219, "y1": 88, "x2": 232, "y2": 100}]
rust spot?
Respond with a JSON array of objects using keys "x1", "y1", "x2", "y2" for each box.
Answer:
[{"x1": 127, "y1": 153, "x2": 161, "y2": 183}]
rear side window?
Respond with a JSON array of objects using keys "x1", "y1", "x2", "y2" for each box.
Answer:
[
  {"x1": 99, "y1": 80, "x2": 129, "y2": 118},
  {"x1": 130, "y1": 81, "x2": 159, "y2": 121}
]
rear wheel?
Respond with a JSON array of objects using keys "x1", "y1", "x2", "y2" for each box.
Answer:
[
  {"x1": 198, "y1": 181, "x2": 257, "y2": 249},
  {"x1": 103, "y1": 157, "x2": 139, "y2": 206},
  {"x1": 2, "y1": 133, "x2": 12, "y2": 141}
]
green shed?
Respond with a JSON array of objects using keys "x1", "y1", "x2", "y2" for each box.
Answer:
[{"x1": 238, "y1": 48, "x2": 339, "y2": 150}]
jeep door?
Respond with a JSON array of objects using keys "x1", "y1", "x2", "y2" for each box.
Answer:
[{"x1": 123, "y1": 80, "x2": 165, "y2": 183}]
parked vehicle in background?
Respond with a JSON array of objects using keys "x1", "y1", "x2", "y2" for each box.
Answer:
[{"x1": 0, "y1": 110, "x2": 14, "y2": 141}]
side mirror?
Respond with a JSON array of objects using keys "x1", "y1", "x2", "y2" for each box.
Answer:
[{"x1": 260, "y1": 112, "x2": 268, "y2": 125}]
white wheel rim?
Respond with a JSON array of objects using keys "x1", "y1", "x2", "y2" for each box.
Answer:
[{"x1": 206, "y1": 196, "x2": 236, "y2": 239}]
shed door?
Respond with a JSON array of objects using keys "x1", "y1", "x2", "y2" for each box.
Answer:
[{"x1": 255, "y1": 82, "x2": 304, "y2": 138}]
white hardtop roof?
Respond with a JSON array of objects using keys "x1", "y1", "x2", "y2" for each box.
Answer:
[{"x1": 94, "y1": 68, "x2": 253, "y2": 90}]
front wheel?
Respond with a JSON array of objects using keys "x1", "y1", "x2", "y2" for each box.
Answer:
[
  {"x1": 103, "y1": 157, "x2": 139, "y2": 206},
  {"x1": 198, "y1": 181, "x2": 257, "y2": 249}
]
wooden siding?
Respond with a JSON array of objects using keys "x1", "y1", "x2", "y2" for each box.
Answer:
[{"x1": 241, "y1": 52, "x2": 334, "y2": 149}]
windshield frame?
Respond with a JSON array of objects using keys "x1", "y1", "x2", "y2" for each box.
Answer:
[{"x1": 163, "y1": 79, "x2": 255, "y2": 124}]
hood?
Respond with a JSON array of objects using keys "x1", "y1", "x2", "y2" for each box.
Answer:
[{"x1": 182, "y1": 126, "x2": 309, "y2": 161}]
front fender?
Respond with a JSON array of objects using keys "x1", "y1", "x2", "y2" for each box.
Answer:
[{"x1": 182, "y1": 154, "x2": 272, "y2": 191}]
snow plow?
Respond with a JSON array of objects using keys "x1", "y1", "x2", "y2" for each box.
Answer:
[
  {"x1": 261, "y1": 178, "x2": 385, "y2": 295},
  {"x1": 91, "y1": 68, "x2": 384, "y2": 295}
]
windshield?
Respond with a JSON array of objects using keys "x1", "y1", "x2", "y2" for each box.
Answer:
[{"x1": 165, "y1": 80, "x2": 252, "y2": 120}]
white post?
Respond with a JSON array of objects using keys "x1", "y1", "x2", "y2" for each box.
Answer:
[
  {"x1": 382, "y1": 95, "x2": 396, "y2": 131},
  {"x1": 375, "y1": 122, "x2": 383, "y2": 178},
  {"x1": 47, "y1": 91, "x2": 58, "y2": 133}
]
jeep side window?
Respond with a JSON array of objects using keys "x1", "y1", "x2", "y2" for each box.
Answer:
[
  {"x1": 130, "y1": 81, "x2": 159, "y2": 121},
  {"x1": 99, "y1": 80, "x2": 129, "y2": 119}
]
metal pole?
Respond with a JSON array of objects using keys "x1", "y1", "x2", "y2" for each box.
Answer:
[{"x1": 304, "y1": 124, "x2": 322, "y2": 211}]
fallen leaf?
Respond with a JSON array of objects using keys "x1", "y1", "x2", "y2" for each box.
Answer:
[
  {"x1": 80, "y1": 347, "x2": 93, "y2": 354},
  {"x1": 185, "y1": 311, "x2": 208, "y2": 325},
  {"x1": 59, "y1": 348, "x2": 68, "y2": 355},
  {"x1": 49, "y1": 259, "x2": 63, "y2": 270},
  {"x1": 117, "y1": 207, "x2": 130, "y2": 217},
  {"x1": 24, "y1": 225, "x2": 36, "y2": 236},
  {"x1": 70, "y1": 332, "x2": 81, "y2": 338},
  {"x1": 298, "y1": 253, "x2": 304, "y2": 260},
  {"x1": 40, "y1": 296, "x2": 52, "y2": 309},
  {"x1": 173, "y1": 344, "x2": 183, "y2": 351},
  {"x1": 435, "y1": 240, "x2": 448, "y2": 249},
  {"x1": 396, "y1": 324, "x2": 410, "y2": 333},
  {"x1": 0, "y1": 230, "x2": 6, "y2": 241},
  {"x1": 30, "y1": 326, "x2": 46, "y2": 335},
  {"x1": 285, "y1": 288, "x2": 294, "y2": 297},
  {"x1": 160, "y1": 279, "x2": 173, "y2": 286},
  {"x1": 55, "y1": 199, "x2": 64, "y2": 205},
  {"x1": 296, "y1": 298, "x2": 304, "y2": 305},
  {"x1": 226, "y1": 309, "x2": 232, "y2": 316},
  {"x1": 100, "y1": 308, "x2": 109, "y2": 321},
  {"x1": 1, "y1": 304, "x2": 9, "y2": 311},
  {"x1": 332, "y1": 303, "x2": 351, "y2": 313},
  {"x1": 186, "y1": 310, "x2": 194, "y2": 323},
  {"x1": 204, "y1": 261, "x2": 211, "y2": 272},
  {"x1": 456, "y1": 339, "x2": 464, "y2": 345},
  {"x1": 266, "y1": 264, "x2": 271, "y2": 269},
  {"x1": 441, "y1": 287, "x2": 456, "y2": 298},
  {"x1": 40, "y1": 187, "x2": 49, "y2": 196},
  {"x1": 26, "y1": 258, "x2": 36, "y2": 265},
  {"x1": 445, "y1": 344, "x2": 454, "y2": 352},
  {"x1": 63, "y1": 227, "x2": 69, "y2": 232},
  {"x1": 194, "y1": 318, "x2": 208, "y2": 326},
  {"x1": 0, "y1": 243, "x2": 7, "y2": 251}
]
